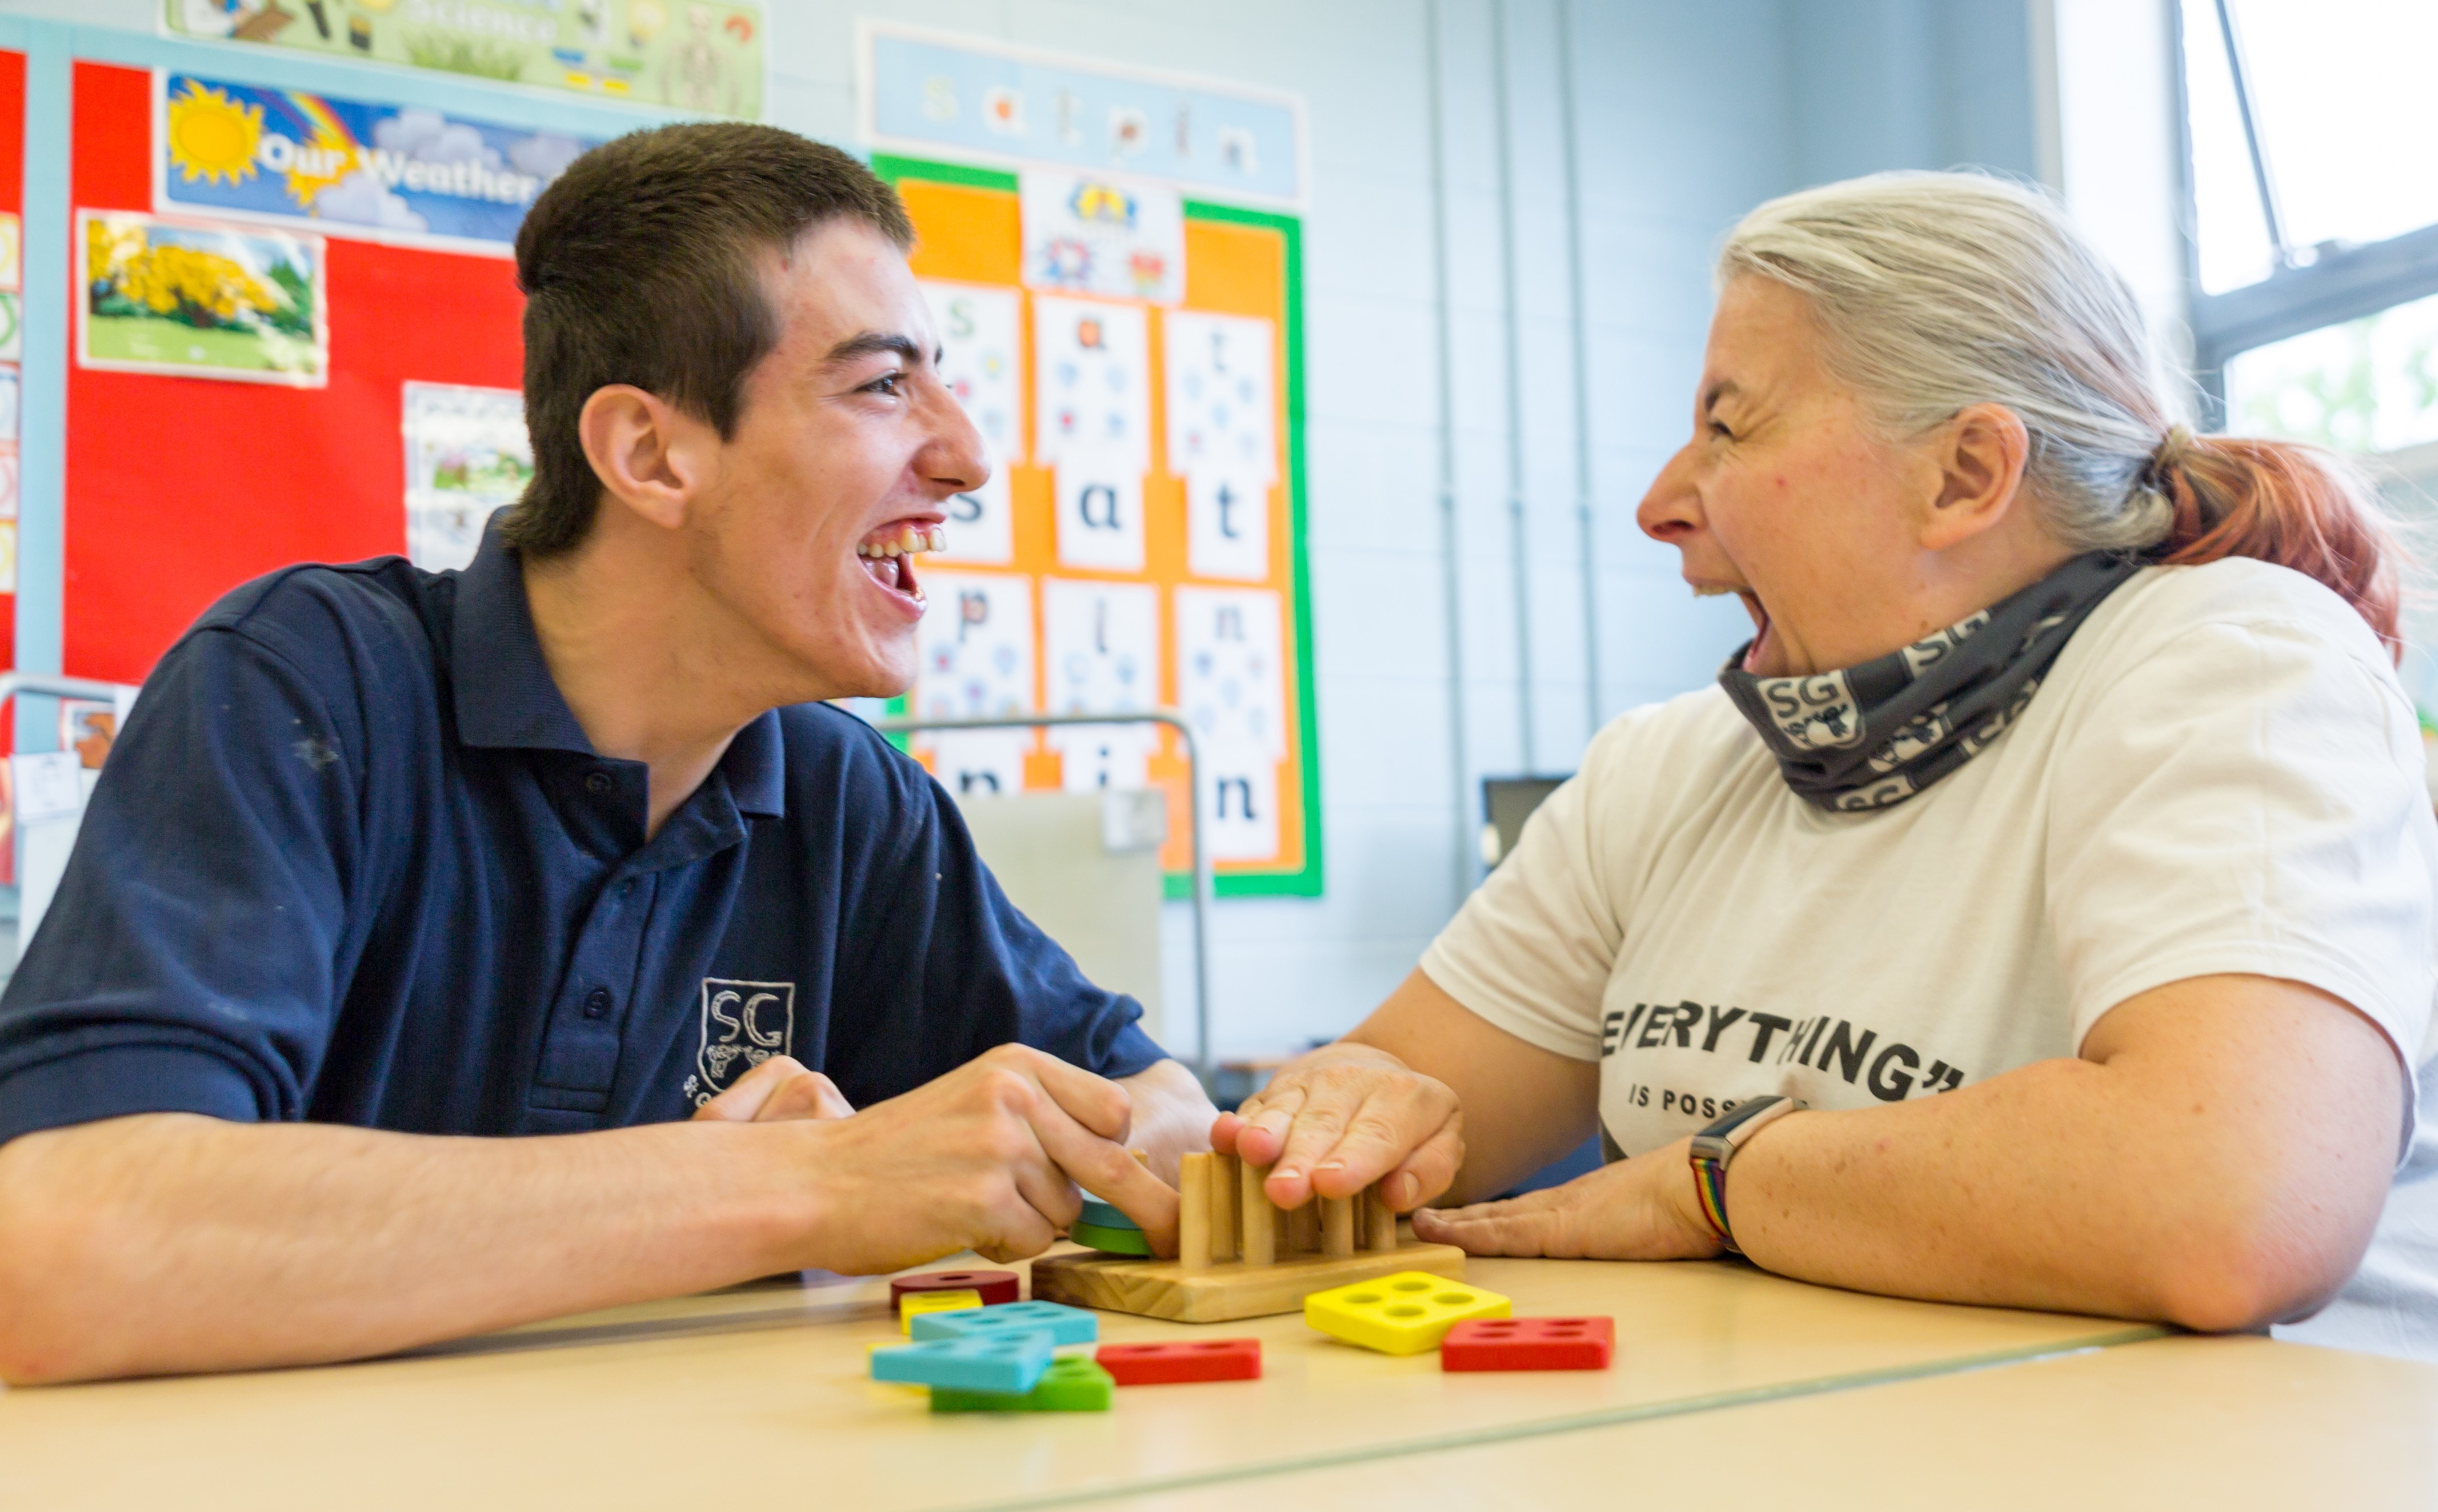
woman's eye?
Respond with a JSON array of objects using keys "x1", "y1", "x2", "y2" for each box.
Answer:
[{"x1": 1708, "y1": 420, "x2": 1734, "y2": 440}]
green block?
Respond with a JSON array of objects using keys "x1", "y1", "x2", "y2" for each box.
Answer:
[
  {"x1": 1070, "y1": 1220, "x2": 1152, "y2": 1256},
  {"x1": 1078, "y1": 1197, "x2": 1139, "y2": 1232},
  {"x1": 932, "y1": 1355, "x2": 1115, "y2": 1413}
]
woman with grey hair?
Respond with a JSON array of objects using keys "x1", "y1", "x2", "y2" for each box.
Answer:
[{"x1": 1217, "y1": 170, "x2": 2438, "y2": 1357}]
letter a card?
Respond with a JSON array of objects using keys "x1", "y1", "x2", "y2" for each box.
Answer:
[
  {"x1": 914, "y1": 571, "x2": 1036, "y2": 721},
  {"x1": 1055, "y1": 450, "x2": 1145, "y2": 572},
  {"x1": 922, "y1": 280, "x2": 1024, "y2": 466},
  {"x1": 1034, "y1": 295, "x2": 1150, "y2": 473}
]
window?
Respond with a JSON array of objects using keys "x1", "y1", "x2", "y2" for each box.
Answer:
[{"x1": 2179, "y1": 0, "x2": 2438, "y2": 451}]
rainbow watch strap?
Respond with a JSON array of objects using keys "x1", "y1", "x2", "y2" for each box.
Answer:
[{"x1": 1691, "y1": 1152, "x2": 1738, "y2": 1252}]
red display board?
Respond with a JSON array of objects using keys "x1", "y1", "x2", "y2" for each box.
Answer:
[
  {"x1": 0, "y1": 47, "x2": 24, "y2": 675},
  {"x1": 63, "y1": 62, "x2": 526, "y2": 684}
]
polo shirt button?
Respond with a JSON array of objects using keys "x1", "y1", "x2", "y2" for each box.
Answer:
[
  {"x1": 584, "y1": 770, "x2": 612, "y2": 796},
  {"x1": 583, "y1": 986, "x2": 611, "y2": 1019}
]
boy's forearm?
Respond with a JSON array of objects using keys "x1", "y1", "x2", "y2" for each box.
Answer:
[{"x1": 0, "y1": 1112, "x2": 811, "y2": 1383}]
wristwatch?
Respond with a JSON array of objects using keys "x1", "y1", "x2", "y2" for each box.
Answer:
[{"x1": 1687, "y1": 1095, "x2": 1803, "y2": 1253}]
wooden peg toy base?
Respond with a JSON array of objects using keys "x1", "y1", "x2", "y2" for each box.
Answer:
[
  {"x1": 1029, "y1": 1238, "x2": 1468, "y2": 1323},
  {"x1": 1035, "y1": 1150, "x2": 1464, "y2": 1322}
]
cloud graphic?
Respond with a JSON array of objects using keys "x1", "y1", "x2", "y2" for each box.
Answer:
[
  {"x1": 317, "y1": 169, "x2": 429, "y2": 232},
  {"x1": 375, "y1": 109, "x2": 503, "y2": 170},
  {"x1": 506, "y1": 133, "x2": 588, "y2": 182}
]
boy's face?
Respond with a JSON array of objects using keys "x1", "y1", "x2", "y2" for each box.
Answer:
[{"x1": 681, "y1": 219, "x2": 986, "y2": 698}]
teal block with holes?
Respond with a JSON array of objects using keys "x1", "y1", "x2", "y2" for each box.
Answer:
[
  {"x1": 870, "y1": 1330, "x2": 1054, "y2": 1394},
  {"x1": 931, "y1": 1355, "x2": 1115, "y2": 1413},
  {"x1": 911, "y1": 1300, "x2": 1099, "y2": 1346}
]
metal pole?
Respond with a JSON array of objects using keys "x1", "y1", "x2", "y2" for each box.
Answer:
[
  {"x1": 1423, "y1": 0, "x2": 1475, "y2": 900},
  {"x1": 1553, "y1": 0, "x2": 1602, "y2": 741},
  {"x1": 874, "y1": 711, "x2": 1216, "y2": 1088},
  {"x1": 1490, "y1": 0, "x2": 1537, "y2": 775}
]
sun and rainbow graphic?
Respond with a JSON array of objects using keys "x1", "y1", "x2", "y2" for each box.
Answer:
[
  {"x1": 166, "y1": 78, "x2": 363, "y2": 212},
  {"x1": 165, "y1": 81, "x2": 262, "y2": 185}
]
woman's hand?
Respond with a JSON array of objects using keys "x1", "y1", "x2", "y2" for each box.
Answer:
[
  {"x1": 1411, "y1": 1137, "x2": 1724, "y2": 1261},
  {"x1": 1210, "y1": 1041, "x2": 1464, "y2": 1214}
]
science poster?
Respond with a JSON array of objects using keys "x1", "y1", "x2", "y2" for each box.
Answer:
[
  {"x1": 163, "y1": 0, "x2": 765, "y2": 118},
  {"x1": 155, "y1": 73, "x2": 605, "y2": 255},
  {"x1": 77, "y1": 211, "x2": 328, "y2": 386}
]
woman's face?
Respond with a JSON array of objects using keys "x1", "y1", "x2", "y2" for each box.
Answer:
[{"x1": 1636, "y1": 276, "x2": 1953, "y2": 679}]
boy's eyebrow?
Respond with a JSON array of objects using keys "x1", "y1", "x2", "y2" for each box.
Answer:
[{"x1": 820, "y1": 331, "x2": 927, "y2": 368}]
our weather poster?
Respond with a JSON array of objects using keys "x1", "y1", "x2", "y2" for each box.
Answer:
[
  {"x1": 154, "y1": 73, "x2": 606, "y2": 255},
  {"x1": 163, "y1": 0, "x2": 764, "y2": 118}
]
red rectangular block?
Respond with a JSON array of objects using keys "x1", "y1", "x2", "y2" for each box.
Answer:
[
  {"x1": 890, "y1": 1269, "x2": 1021, "y2": 1317},
  {"x1": 1440, "y1": 1316, "x2": 1614, "y2": 1371},
  {"x1": 1095, "y1": 1339, "x2": 1263, "y2": 1385}
]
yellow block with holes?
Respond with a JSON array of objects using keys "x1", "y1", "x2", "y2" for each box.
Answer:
[
  {"x1": 1303, "y1": 1272, "x2": 1511, "y2": 1356},
  {"x1": 899, "y1": 1290, "x2": 984, "y2": 1336}
]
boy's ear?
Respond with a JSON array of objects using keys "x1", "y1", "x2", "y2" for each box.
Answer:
[{"x1": 577, "y1": 384, "x2": 716, "y2": 532}]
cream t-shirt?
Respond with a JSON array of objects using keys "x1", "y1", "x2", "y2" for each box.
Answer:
[{"x1": 1421, "y1": 559, "x2": 2438, "y2": 1358}]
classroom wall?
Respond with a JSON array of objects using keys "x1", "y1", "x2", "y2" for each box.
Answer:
[{"x1": 8, "y1": 0, "x2": 2047, "y2": 1060}]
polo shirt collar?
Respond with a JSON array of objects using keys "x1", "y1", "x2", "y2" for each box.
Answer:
[
  {"x1": 452, "y1": 516, "x2": 597, "y2": 756},
  {"x1": 450, "y1": 517, "x2": 786, "y2": 821}
]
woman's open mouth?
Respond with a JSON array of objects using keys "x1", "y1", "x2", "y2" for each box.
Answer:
[
  {"x1": 856, "y1": 523, "x2": 946, "y2": 611},
  {"x1": 1736, "y1": 591, "x2": 1774, "y2": 673}
]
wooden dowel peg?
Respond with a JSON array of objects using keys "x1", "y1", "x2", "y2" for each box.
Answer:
[
  {"x1": 1240, "y1": 1161, "x2": 1278, "y2": 1265},
  {"x1": 1179, "y1": 1153, "x2": 1213, "y2": 1270},
  {"x1": 1364, "y1": 1184, "x2": 1398, "y2": 1250},
  {"x1": 1287, "y1": 1197, "x2": 1320, "y2": 1254},
  {"x1": 1210, "y1": 1152, "x2": 1239, "y2": 1262},
  {"x1": 1322, "y1": 1194, "x2": 1355, "y2": 1258}
]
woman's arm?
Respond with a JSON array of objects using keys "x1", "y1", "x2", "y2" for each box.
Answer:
[
  {"x1": 1416, "y1": 973, "x2": 2404, "y2": 1331},
  {"x1": 1217, "y1": 969, "x2": 1601, "y2": 1212}
]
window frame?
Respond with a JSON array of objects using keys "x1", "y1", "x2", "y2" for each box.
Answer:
[{"x1": 2179, "y1": 0, "x2": 2438, "y2": 425}]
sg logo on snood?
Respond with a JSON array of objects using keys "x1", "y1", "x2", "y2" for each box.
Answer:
[{"x1": 685, "y1": 978, "x2": 796, "y2": 1106}]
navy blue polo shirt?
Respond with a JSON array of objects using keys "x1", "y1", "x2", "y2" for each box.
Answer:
[{"x1": 0, "y1": 527, "x2": 1166, "y2": 1145}]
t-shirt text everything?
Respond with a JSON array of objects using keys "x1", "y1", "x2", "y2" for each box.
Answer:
[{"x1": 1600, "y1": 1000, "x2": 1969, "y2": 1103}]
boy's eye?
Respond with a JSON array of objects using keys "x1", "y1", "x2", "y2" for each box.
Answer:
[{"x1": 866, "y1": 372, "x2": 907, "y2": 396}]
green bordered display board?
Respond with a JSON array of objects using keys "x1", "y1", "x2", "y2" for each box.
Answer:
[{"x1": 874, "y1": 154, "x2": 1319, "y2": 897}]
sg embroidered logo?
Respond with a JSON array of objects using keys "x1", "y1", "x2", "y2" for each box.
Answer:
[{"x1": 688, "y1": 978, "x2": 795, "y2": 1106}]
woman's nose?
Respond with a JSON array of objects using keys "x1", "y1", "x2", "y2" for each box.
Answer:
[{"x1": 1637, "y1": 445, "x2": 1702, "y2": 542}]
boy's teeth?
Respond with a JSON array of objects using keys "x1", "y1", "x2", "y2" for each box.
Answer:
[{"x1": 856, "y1": 525, "x2": 949, "y2": 559}]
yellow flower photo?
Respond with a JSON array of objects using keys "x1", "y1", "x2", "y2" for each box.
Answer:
[{"x1": 75, "y1": 211, "x2": 326, "y2": 385}]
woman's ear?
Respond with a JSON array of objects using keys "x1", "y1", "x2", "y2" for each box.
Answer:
[
  {"x1": 577, "y1": 384, "x2": 718, "y2": 532},
  {"x1": 1920, "y1": 402, "x2": 2031, "y2": 551}
]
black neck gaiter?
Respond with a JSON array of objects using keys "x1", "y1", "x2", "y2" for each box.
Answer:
[{"x1": 1717, "y1": 552, "x2": 2139, "y2": 813}]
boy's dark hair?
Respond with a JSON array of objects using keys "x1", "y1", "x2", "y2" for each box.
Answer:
[{"x1": 502, "y1": 123, "x2": 914, "y2": 558}]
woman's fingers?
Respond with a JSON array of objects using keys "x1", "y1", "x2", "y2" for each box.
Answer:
[{"x1": 1411, "y1": 1189, "x2": 1570, "y2": 1256}]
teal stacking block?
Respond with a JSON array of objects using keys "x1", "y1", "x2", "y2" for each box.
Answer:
[
  {"x1": 911, "y1": 1300, "x2": 1098, "y2": 1346},
  {"x1": 1078, "y1": 1197, "x2": 1139, "y2": 1232},
  {"x1": 870, "y1": 1330, "x2": 1053, "y2": 1394}
]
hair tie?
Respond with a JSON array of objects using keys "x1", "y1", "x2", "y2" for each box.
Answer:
[{"x1": 2151, "y1": 423, "x2": 2196, "y2": 476}]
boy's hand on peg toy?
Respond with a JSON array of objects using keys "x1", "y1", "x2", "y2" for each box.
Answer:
[{"x1": 1211, "y1": 1042, "x2": 1463, "y2": 1216}]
